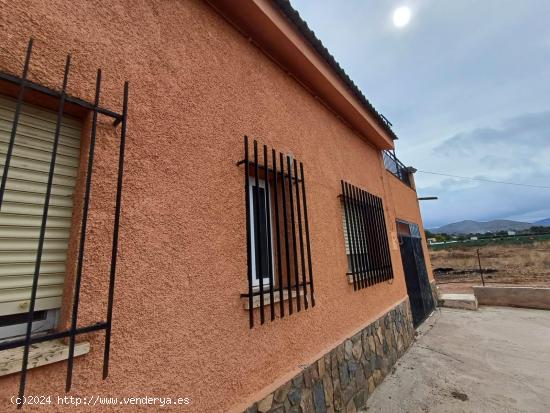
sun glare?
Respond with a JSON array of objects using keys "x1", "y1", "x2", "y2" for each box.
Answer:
[{"x1": 393, "y1": 6, "x2": 412, "y2": 28}]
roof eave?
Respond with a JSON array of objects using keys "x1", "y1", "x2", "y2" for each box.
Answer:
[{"x1": 206, "y1": 0, "x2": 397, "y2": 150}]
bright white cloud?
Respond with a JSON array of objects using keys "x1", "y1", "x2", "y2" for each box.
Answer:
[{"x1": 291, "y1": 0, "x2": 550, "y2": 227}]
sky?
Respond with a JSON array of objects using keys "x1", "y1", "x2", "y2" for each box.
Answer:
[{"x1": 290, "y1": 0, "x2": 550, "y2": 228}]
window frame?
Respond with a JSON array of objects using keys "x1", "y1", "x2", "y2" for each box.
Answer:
[
  {"x1": 0, "y1": 39, "x2": 129, "y2": 400},
  {"x1": 248, "y1": 177, "x2": 275, "y2": 288},
  {"x1": 0, "y1": 94, "x2": 83, "y2": 342},
  {"x1": 0, "y1": 309, "x2": 59, "y2": 343},
  {"x1": 239, "y1": 137, "x2": 315, "y2": 327}
]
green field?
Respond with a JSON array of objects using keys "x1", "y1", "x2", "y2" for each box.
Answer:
[{"x1": 429, "y1": 233, "x2": 550, "y2": 250}]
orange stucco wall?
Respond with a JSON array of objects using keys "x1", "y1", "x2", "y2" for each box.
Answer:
[
  {"x1": 0, "y1": 1, "x2": 425, "y2": 411},
  {"x1": 384, "y1": 172, "x2": 434, "y2": 281}
]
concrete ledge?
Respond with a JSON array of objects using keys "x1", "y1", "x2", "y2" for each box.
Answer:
[
  {"x1": 473, "y1": 286, "x2": 550, "y2": 310},
  {"x1": 0, "y1": 340, "x2": 90, "y2": 377},
  {"x1": 439, "y1": 294, "x2": 478, "y2": 310},
  {"x1": 241, "y1": 289, "x2": 308, "y2": 309}
]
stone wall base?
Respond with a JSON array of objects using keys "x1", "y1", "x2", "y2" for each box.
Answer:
[{"x1": 244, "y1": 299, "x2": 415, "y2": 413}]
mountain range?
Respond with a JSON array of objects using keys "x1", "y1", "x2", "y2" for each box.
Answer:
[
  {"x1": 430, "y1": 218, "x2": 550, "y2": 235},
  {"x1": 535, "y1": 218, "x2": 550, "y2": 226}
]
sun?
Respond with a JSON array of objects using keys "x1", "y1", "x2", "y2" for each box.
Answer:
[{"x1": 393, "y1": 6, "x2": 412, "y2": 28}]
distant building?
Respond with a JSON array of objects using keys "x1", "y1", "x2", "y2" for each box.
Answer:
[
  {"x1": 470, "y1": 236, "x2": 478, "y2": 240},
  {"x1": 427, "y1": 238, "x2": 437, "y2": 244},
  {"x1": 507, "y1": 231, "x2": 516, "y2": 236}
]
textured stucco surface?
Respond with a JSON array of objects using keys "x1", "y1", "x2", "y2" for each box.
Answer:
[
  {"x1": 0, "y1": 1, "x2": 428, "y2": 411},
  {"x1": 385, "y1": 172, "x2": 434, "y2": 281}
]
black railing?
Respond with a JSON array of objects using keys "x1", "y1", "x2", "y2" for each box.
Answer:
[
  {"x1": 383, "y1": 150, "x2": 411, "y2": 188},
  {"x1": 0, "y1": 39, "x2": 128, "y2": 406},
  {"x1": 340, "y1": 181, "x2": 393, "y2": 290},
  {"x1": 237, "y1": 137, "x2": 315, "y2": 328}
]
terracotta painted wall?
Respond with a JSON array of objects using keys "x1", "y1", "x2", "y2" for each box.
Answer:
[
  {"x1": 384, "y1": 172, "x2": 434, "y2": 281},
  {"x1": 0, "y1": 1, "x2": 418, "y2": 411}
]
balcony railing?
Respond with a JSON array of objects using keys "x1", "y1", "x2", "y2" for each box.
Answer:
[{"x1": 383, "y1": 151, "x2": 412, "y2": 188}]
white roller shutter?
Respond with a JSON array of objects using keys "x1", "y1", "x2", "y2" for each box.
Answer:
[
  {"x1": 342, "y1": 201, "x2": 370, "y2": 256},
  {"x1": 0, "y1": 95, "x2": 82, "y2": 316},
  {"x1": 342, "y1": 201, "x2": 361, "y2": 255},
  {"x1": 342, "y1": 202, "x2": 351, "y2": 254}
]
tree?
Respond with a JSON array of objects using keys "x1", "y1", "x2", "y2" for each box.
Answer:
[{"x1": 425, "y1": 230, "x2": 436, "y2": 239}]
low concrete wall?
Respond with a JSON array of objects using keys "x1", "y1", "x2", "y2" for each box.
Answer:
[
  {"x1": 439, "y1": 294, "x2": 478, "y2": 311},
  {"x1": 473, "y1": 286, "x2": 550, "y2": 310},
  {"x1": 430, "y1": 280, "x2": 439, "y2": 307}
]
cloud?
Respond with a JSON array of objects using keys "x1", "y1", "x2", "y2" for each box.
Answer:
[
  {"x1": 434, "y1": 111, "x2": 550, "y2": 155},
  {"x1": 431, "y1": 111, "x2": 550, "y2": 171},
  {"x1": 416, "y1": 111, "x2": 550, "y2": 227},
  {"x1": 418, "y1": 174, "x2": 550, "y2": 228},
  {"x1": 290, "y1": 0, "x2": 550, "y2": 227}
]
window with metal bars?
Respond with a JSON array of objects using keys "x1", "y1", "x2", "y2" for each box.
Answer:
[
  {"x1": 238, "y1": 136, "x2": 315, "y2": 328},
  {"x1": 0, "y1": 38, "x2": 128, "y2": 406},
  {"x1": 340, "y1": 181, "x2": 393, "y2": 290}
]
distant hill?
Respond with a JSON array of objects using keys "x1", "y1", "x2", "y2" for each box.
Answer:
[
  {"x1": 534, "y1": 218, "x2": 550, "y2": 226},
  {"x1": 430, "y1": 219, "x2": 534, "y2": 235}
]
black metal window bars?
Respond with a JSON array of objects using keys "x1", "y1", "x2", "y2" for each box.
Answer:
[
  {"x1": 237, "y1": 136, "x2": 315, "y2": 328},
  {"x1": 0, "y1": 39, "x2": 128, "y2": 406},
  {"x1": 340, "y1": 181, "x2": 393, "y2": 290},
  {"x1": 383, "y1": 150, "x2": 411, "y2": 188}
]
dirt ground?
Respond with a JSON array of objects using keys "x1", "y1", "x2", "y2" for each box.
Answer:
[{"x1": 429, "y1": 242, "x2": 550, "y2": 294}]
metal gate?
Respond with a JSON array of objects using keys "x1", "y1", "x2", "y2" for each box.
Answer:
[{"x1": 397, "y1": 220, "x2": 434, "y2": 327}]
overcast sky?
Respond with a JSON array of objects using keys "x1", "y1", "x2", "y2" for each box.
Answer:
[{"x1": 291, "y1": 0, "x2": 550, "y2": 228}]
